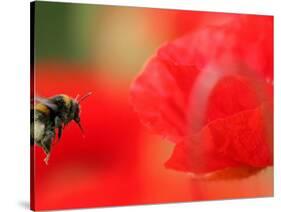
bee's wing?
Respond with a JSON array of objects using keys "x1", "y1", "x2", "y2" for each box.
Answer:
[{"x1": 34, "y1": 96, "x2": 58, "y2": 111}]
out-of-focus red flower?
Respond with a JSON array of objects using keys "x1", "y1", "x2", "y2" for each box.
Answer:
[
  {"x1": 130, "y1": 15, "x2": 273, "y2": 176},
  {"x1": 143, "y1": 10, "x2": 237, "y2": 40}
]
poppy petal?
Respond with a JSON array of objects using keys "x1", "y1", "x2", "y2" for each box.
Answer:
[
  {"x1": 165, "y1": 104, "x2": 273, "y2": 174},
  {"x1": 131, "y1": 56, "x2": 200, "y2": 142}
]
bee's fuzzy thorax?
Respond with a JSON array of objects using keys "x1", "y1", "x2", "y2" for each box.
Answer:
[{"x1": 60, "y1": 94, "x2": 72, "y2": 108}]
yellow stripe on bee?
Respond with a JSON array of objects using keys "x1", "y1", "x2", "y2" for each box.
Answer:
[
  {"x1": 61, "y1": 94, "x2": 71, "y2": 107},
  {"x1": 35, "y1": 103, "x2": 50, "y2": 114}
]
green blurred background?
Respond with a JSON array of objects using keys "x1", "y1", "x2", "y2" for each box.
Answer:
[
  {"x1": 34, "y1": 1, "x2": 174, "y2": 79},
  {"x1": 35, "y1": 1, "x2": 94, "y2": 63}
]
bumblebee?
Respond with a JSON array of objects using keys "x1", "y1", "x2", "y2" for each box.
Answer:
[{"x1": 31, "y1": 92, "x2": 92, "y2": 164}]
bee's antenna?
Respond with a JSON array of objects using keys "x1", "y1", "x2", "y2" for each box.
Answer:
[
  {"x1": 78, "y1": 91, "x2": 92, "y2": 103},
  {"x1": 75, "y1": 94, "x2": 80, "y2": 101}
]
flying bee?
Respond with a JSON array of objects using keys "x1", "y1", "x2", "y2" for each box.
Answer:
[{"x1": 31, "y1": 92, "x2": 92, "y2": 164}]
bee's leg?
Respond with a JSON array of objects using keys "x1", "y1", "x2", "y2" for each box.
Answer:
[
  {"x1": 58, "y1": 126, "x2": 63, "y2": 141},
  {"x1": 41, "y1": 130, "x2": 55, "y2": 165},
  {"x1": 54, "y1": 117, "x2": 63, "y2": 142},
  {"x1": 44, "y1": 154, "x2": 50, "y2": 165}
]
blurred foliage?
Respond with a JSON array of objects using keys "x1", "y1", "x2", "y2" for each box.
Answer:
[
  {"x1": 34, "y1": 2, "x2": 170, "y2": 78},
  {"x1": 34, "y1": 1, "x2": 95, "y2": 63}
]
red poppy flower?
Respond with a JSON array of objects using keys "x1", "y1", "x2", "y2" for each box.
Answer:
[{"x1": 130, "y1": 15, "x2": 273, "y2": 177}]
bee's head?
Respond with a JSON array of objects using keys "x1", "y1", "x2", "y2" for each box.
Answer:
[{"x1": 73, "y1": 92, "x2": 92, "y2": 133}]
